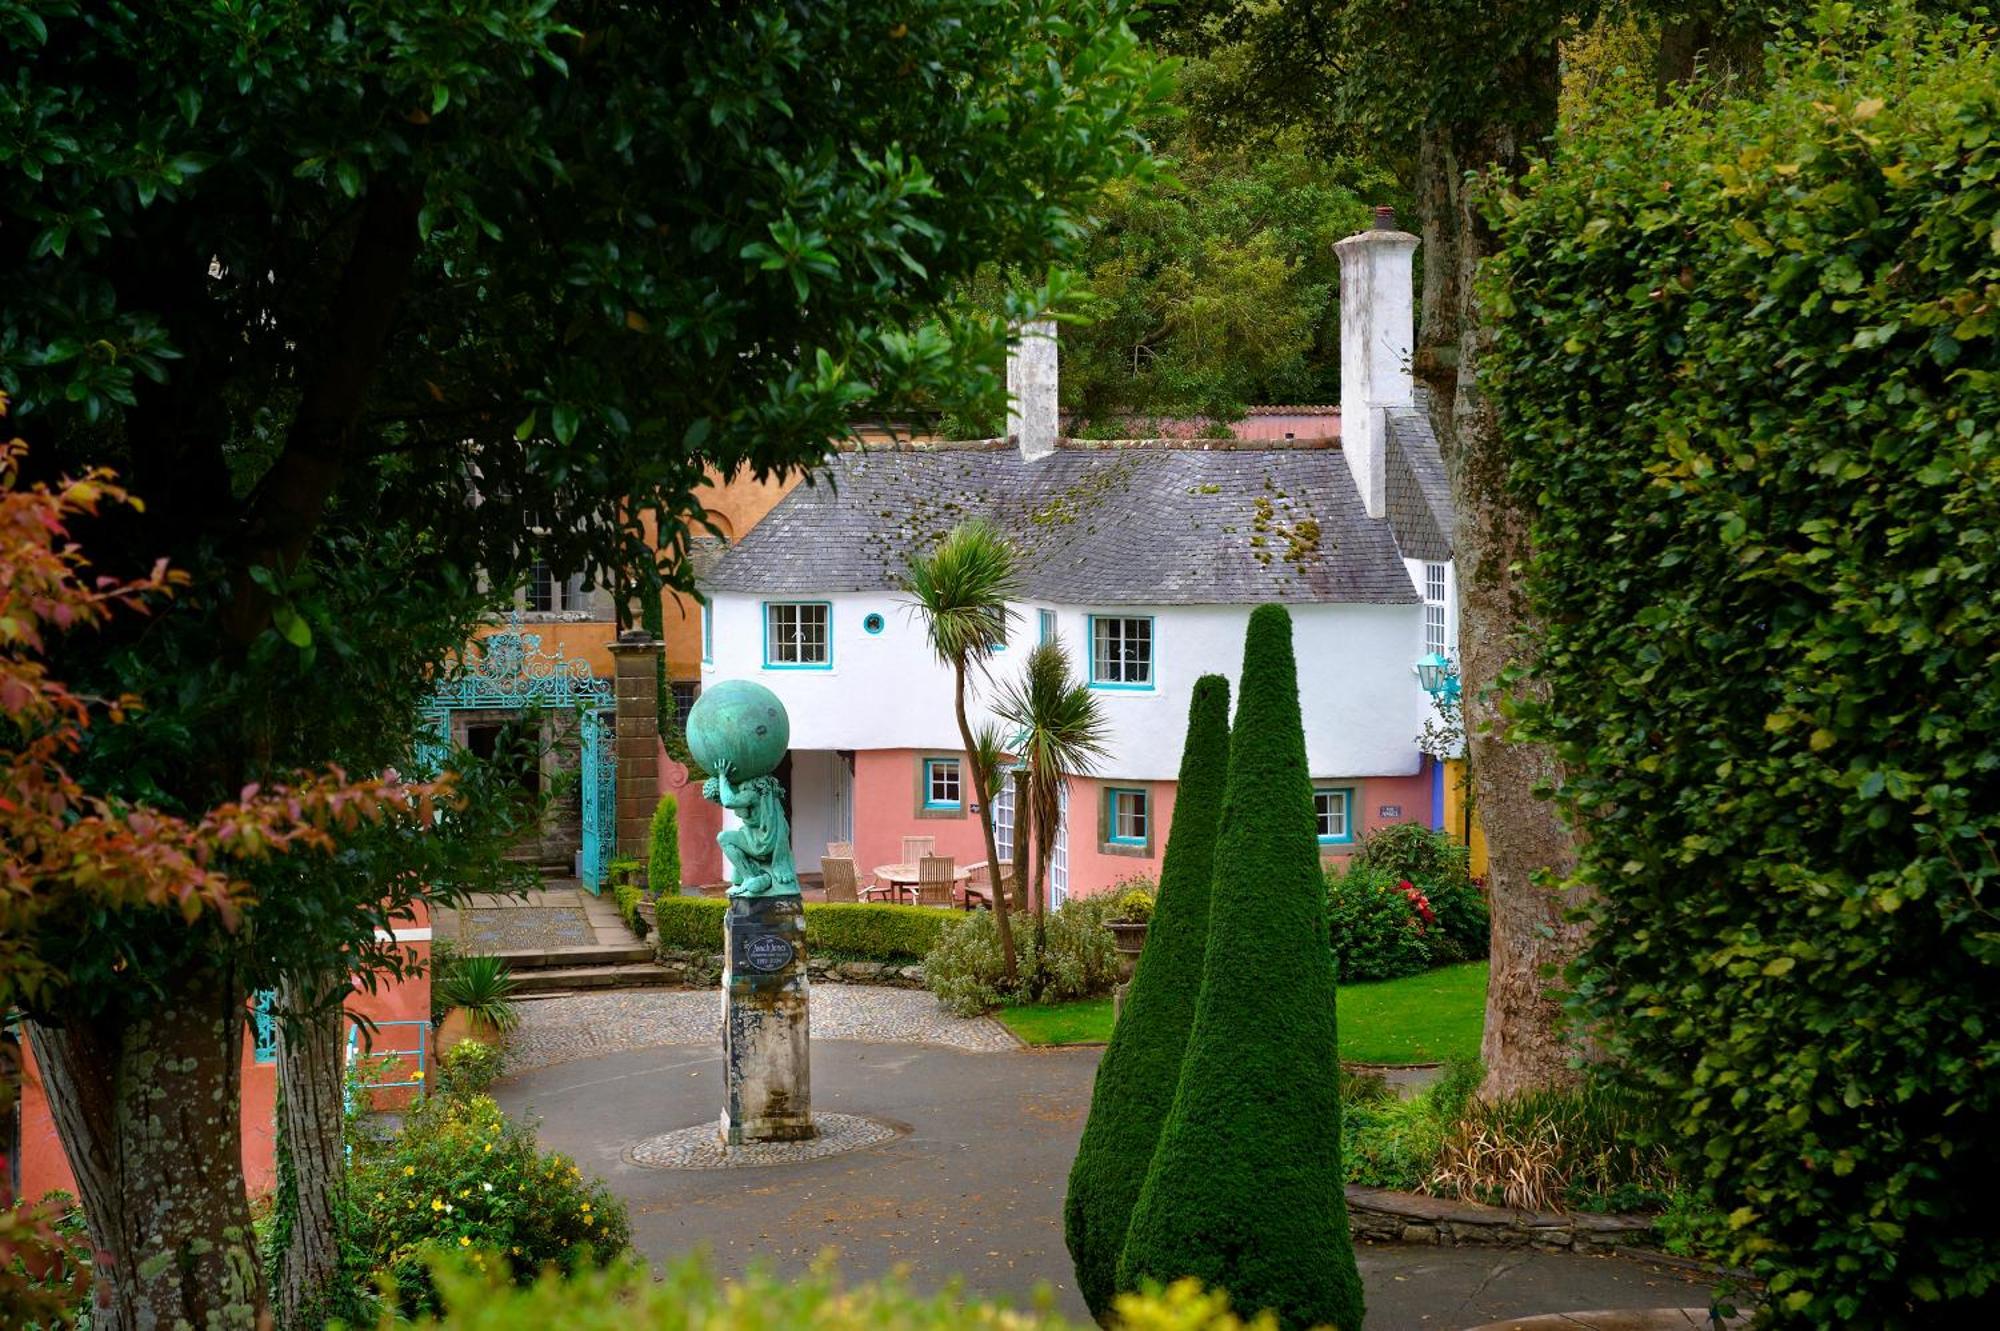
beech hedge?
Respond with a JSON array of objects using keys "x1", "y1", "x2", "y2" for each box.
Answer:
[{"x1": 1486, "y1": 13, "x2": 2000, "y2": 1325}]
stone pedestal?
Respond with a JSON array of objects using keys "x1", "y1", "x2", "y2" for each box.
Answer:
[{"x1": 720, "y1": 895, "x2": 814, "y2": 1144}]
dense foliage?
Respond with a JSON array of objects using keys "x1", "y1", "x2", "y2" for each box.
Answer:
[
  {"x1": 1066, "y1": 675, "x2": 1229, "y2": 1319},
  {"x1": 651, "y1": 897, "x2": 950, "y2": 964},
  {"x1": 414, "y1": 1255, "x2": 1294, "y2": 1331},
  {"x1": 1488, "y1": 13, "x2": 2000, "y2": 1323},
  {"x1": 348, "y1": 1093, "x2": 629, "y2": 1316},
  {"x1": 1348, "y1": 824, "x2": 1488, "y2": 960},
  {"x1": 1121, "y1": 607, "x2": 1363, "y2": 1331},
  {"x1": 1323, "y1": 864, "x2": 1434, "y2": 983},
  {"x1": 923, "y1": 894, "x2": 1122, "y2": 1015}
]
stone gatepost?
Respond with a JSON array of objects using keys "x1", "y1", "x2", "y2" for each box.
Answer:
[
  {"x1": 607, "y1": 629, "x2": 664, "y2": 863},
  {"x1": 720, "y1": 895, "x2": 814, "y2": 1143}
]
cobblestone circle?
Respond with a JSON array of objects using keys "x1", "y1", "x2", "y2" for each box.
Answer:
[
  {"x1": 505, "y1": 984, "x2": 1017, "y2": 1075},
  {"x1": 628, "y1": 1112, "x2": 899, "y2": 1170}
]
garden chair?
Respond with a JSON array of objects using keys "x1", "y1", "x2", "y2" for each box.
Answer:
[
  {"x1": 916, "y1": 855, "x2": 955, "y2": 908},
  {"x1": 822, "y1": 856, "x2": 861, "y2": 904},
  {"x1": 901, "y1": 835, "x2": 936, "y2": 864},
  {"x1": 963, "y1": 861, "x2": 1011, "y2": 911}
]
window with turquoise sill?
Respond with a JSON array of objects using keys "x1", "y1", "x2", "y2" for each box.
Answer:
[
  {"x1": 1314, "y1": 787, "x2": 1355, "y2": 844},
  {"x1": 1105, "y1": 786, "x2": 1151, "y2": 851},
  {"x1": 1088, "y1": 615, "x2": 1154, "y2": 688},
  {"x1": 924, "y1": 757, "x2": 963, "y2": 810},
  {"x1": 763, "y1": 601, "x2": 830, "y2": 667}
]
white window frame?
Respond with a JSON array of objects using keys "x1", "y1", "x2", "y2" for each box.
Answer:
[
  {"x1": 1314, "y1": 787, "x2": 1355, "y2": 844},
  {"x1": 1422, "y1": 562, "x2": 1449, "y2": 656},
  {"x1": 763, "y1": 600, "x2": 831, "y2": 668}
]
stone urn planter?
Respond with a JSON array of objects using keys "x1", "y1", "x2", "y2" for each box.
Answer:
[{"x1": 1104, "y1": 919, "x2": 1150, "y2": 964}]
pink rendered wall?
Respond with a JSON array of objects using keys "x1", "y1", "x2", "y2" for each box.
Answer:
[
  {"x1": 851, "y1": 748, "x2": 993, "y2": 879},
  {"x1": 660, "y1": 743, "x2": 724, "y2": 889},
  {"x1": 16, "y1": 910, "x2": 433, "y2": 1203},
  {"x1": 1058, "y1": 774, "x2": 1177, "y2": 901}
]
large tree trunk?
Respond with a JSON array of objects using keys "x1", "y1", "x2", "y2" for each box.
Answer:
[
  {"x1": 956, "y1": 668, "x2": 1017, "y2": 981},
  {"x1": 273, "y1": 968, "x2": 349, "y2": 1330},
  {"x1": 26, "y1": 963, "x2": 266, "y2": 1331},
  {"x1": 1425, "y1": 62, "x2": 1587, "y2": 1102}
]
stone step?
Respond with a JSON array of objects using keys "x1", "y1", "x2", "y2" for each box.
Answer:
[
  {"x1": 492, "y1": 943, "x2": 654, "y2": 971},
  {"x1": 509, "y1": 962, "x2": 680, "y2": 994}
]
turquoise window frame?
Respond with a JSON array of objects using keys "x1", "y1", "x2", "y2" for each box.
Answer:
[
  {"x1": 1087, "y1": 614, "x2": 1157, "y2": 691},
  {"x1": 1038, "y1": 609, "x2": 1057, "y2": 644},
  {"x1": 1106, "y1": 787, "x2": 1150, "y2": 845},
  {"x1": 1314, "y1": 786, "x2": 1356, "y2": 845},
  {"x1": 863, "y1": 612, "x2": 885, "y2": 635},
  {"x1": 701, "y1": 600, "x2": 713, "y2": 663},
  {"x1": 761, "y1": 600, "x2": 833, "y2": 670},
  {"x1": 923, "y1": 757, "x2": 963, "y2": 810}
]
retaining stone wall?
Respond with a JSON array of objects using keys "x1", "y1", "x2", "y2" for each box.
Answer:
[{"x1": 1344, "y1": 1186, "x2": 1656, "y2": 1252}]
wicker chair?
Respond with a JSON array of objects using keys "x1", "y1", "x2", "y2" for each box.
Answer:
[
  {"x1": 825, "y1": 841, "x2": 854, "y2": 862},
  {"x1": 901, "y1": 835, "x2": 936, "y2": 864},
  {"x1": 822, "y1": 856, "x2": 861, "y2": 904},
  {"x1": 916, "y1": 854, "x2": 955, "y2": 908}
]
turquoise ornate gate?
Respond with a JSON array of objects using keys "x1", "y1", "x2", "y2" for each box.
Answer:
[{"x1": 415, "y1": 614, "x2": 617, "y2": 892}]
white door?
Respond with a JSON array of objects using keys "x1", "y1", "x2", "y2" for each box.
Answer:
[
  {"x1": 832, "y1": 751, "x2": 854, "y2": 845},
  {"x1": 993, "y1": 774, "x2": 1016, "y2": 863},
  {"x1": 1049, "y1": 780, "x2": 1070, "y2": 909}
]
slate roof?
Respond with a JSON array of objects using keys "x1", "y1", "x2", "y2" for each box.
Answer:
[
  {"x1": 1382, "y1": 395, "x2": 1455, "y2": 561},
  {"x1": 704, "y1": 442, "x2": 1418, "y2": 606}
]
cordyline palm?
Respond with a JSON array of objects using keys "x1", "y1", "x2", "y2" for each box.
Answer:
[
  {"x1": 905, "y1": 520, "x2": 1021, "y2": 982},
  {"x1": 996, "y1": 638, "x2": 1108, "y2": 919}
]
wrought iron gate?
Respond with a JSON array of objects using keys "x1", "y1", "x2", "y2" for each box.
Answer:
[{"x1": 415, "y1": 613, "x2": 617, "y2": 892}]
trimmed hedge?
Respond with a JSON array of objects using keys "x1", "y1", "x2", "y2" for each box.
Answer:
[
  {"x1": 1066, "y1": 673, "x2": 1230, "y2": 1319},
  {"x1": 611, "y1": 880, "x2": 649, "y2": 940},
  {"x1": 651, "y1": 897, "x2": 948, "y2": 963},
  {"x1": 648, "y1": 794, "x2": 681, "y2": 896},
  {"x1": 1121, "y1": 607, "x2": 1364, "y2": 1330},
  {"x1": 1487, "y1": 15, "x2": 2000, "y2": 1324}
]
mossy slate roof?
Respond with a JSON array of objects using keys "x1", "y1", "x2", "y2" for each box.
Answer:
[
  {"x1": 704, "y1": 444, "x2": 1419, "y2": 606},
  {"x1": 1382, "y1": 398, "x2": 1456, "y2": 562}
]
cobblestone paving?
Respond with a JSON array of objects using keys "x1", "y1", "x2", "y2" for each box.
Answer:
[
  {"x1": 628, "y1": 1112, "x2": 899, "y2": 1170},
  {"x1": 505, "y1": 985, "x2": 1017, "y2": 1075}
]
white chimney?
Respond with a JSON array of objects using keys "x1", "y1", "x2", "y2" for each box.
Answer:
[
  {"x1": 1335, "y1": 207, "x2": 1418, "y2": 520},
  {"x1": 1006, "y1": 319, "x2": 1059, "y2": 461}
]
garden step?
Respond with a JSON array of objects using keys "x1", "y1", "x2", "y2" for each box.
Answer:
[
  {"x1": 508, "y1": 962, "x2": 679, "y2": 994},
  {"x1": 491, "y1": 943, "x2": 654, "y2": 970}
]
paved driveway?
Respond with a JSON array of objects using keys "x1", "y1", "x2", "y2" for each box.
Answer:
[{"x1": 496, "y1": 1002, "x2": 1723, "y2": 1330}]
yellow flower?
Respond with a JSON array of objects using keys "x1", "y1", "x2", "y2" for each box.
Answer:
[
  {"x1": 511, "y1": 1246, "x2": 521, "y2": 1256},
  {"x1": 404, "y1": 1166, "x2": 416, "y2": 1176},
  {"x1": 375, "y1": 1192, "x2": 385, "y2": 1201},
  {"x1": 431, "y1": 1198, "x2": 444, "y2": 1211},
  {"x1": 413, "y1": 1069, "x2": 425, "y2": 1081},
  {"x1": 459, "y1": 1235, "x2": 471, "y2": 1247},
  {"x1": 484, "y1": 1143, "x2": 492, "y2": 1152}
]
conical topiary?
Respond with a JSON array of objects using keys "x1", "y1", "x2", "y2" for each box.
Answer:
[
  {"x1": 1065, "y1": 673, "x2": 1232, "y2": 1320},
  {"x1": 1118, "y1": 605, "x2": 1365, "y2": 1331}
]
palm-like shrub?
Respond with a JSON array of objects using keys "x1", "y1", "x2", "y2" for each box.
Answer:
[
  {"x1": 1120, "y1": 606, "x2": 1363, "y2": 1330},
  {"x1": 905, "y1": 520, "x2": 1022, "y2": 978},
  {"x1": 1065, "y1": 674, "x2": 1229, "y2": 1319},
  {"x1": 994, "y1": 638, "x2": 1109, "y2": 917},
  {"x1": 435, "y1": 954, "x2": 520, "y2": 1035}
]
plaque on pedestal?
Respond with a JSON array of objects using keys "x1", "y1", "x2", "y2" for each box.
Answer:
[{"x1": 720, "y1": 895, "x2": 814, "y2": 1144}]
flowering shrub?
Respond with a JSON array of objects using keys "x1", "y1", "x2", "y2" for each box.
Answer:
[
  {"x1": 347, "y1": 1093, "x2": 629, "y2": 1314},
  {"x1": 436, "y1": 1039, "x2": 503, "y2": 1100},
  {"x1": 1324, "y1": 862, "x2": 1432, "y2": 982},
  {"x1": 1348, "y1": 824, "x2": 1487, "y2": 961}
]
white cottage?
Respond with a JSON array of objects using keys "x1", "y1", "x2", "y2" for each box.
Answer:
[{"x1": 700, "y1": 214, "x2": 1455, "y2": 902}]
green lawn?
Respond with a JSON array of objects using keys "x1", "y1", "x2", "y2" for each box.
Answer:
[{"x1": 995, "y1": 961, "x2": 1487, "y2": 1066}]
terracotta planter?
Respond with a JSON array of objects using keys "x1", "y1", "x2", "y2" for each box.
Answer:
[{"x1": 435, "y1": 1008, "x2": 507, "y2": 1060}]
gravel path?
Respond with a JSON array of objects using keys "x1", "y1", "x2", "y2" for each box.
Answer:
[{"x1": 505, "y1": 984, "x2": 1017, "y2": 1074}]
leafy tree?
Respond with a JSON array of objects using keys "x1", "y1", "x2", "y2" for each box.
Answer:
[
  {"x1": 1, "y1": 4, "x2": 1164, "y2": 1325},
  {"x1": 1489, "y1": 10, "x2": 2000, "y2": 1322},
  {"x1": 1121, "y1": 607, "x2": 1362, "y2": 1331},
  {"x1": 1065, "y1": 673, "x2": 1228, "y2": 1320},
  {"x1": 993, "y1": 639, "x2": 1109, "y2": 919},
  {"x1": 904, "y1": 520, "x2": 1023, "y2": 980}
]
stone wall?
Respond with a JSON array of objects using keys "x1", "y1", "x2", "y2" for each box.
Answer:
[{"x1": 1343, "y1": 1186, "x2": 1656, "y2": 1253}]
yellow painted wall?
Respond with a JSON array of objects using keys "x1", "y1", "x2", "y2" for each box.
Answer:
[{"x1": 1442, "y1": 757, "x2": 1490, "y2": 878}]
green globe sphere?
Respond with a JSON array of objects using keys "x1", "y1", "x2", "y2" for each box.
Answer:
[{"x1": 685, "y1": 679, "x2": 790, "y2": 780}]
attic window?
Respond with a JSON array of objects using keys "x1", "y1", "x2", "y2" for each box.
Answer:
[{"x1": 1089, "y1": 616, "x2": 1154, "y2": 690}]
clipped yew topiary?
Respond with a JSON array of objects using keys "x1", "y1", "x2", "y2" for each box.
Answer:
[
  {"x1": 1120, "y1": 606, "x2": 1363, "y2": 1331},
  {"x1": 1064, "y1": 674, "x2": 1231, "y2": 1319},
  {"x1": 648, "y1": 794, "x2": 681, "y2": 897}
]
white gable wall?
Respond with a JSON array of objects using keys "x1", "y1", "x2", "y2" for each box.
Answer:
[{"x1": 703, "y1": 591, "x2": 1426, "y2": 781}]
